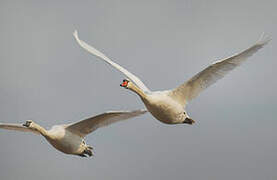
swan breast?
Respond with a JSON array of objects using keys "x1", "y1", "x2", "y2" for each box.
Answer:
[
  {"x1": 46, "y1": 125, "x2": 83, "y2": 154},
  {"x1": 142, "y1": 91, "x2": 185, "y2": 124}
]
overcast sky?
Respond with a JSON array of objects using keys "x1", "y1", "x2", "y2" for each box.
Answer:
[{"x1": 0, "y1": 0, "x2": 276, "y2": 180}]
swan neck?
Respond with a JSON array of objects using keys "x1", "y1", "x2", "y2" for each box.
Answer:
[
  {"x1": 33, "y1": 123, "x2": 48, "y2": 137},
  {"x1": 128, "y1": 83, "x2": 146, "y2": 98}
]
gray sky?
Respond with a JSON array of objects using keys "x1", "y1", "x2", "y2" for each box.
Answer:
[{"x1": 0, "y1": 0, "x2": 276, "y2": 180}]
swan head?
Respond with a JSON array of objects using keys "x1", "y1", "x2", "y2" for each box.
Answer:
[
  {"x1": 120, "y1": 79, "x2": 130, "y2": 89},
  {"x1": 23, "y1": 120, "x2": 34, "y2": 128}
]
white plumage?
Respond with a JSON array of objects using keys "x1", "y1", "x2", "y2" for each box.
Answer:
[
  {"x1": 74, "y1": 31, "x2": 270, "y2": 124},
  {"x1": 0, "y1": 109, "x2": 147, "y2": 157}
]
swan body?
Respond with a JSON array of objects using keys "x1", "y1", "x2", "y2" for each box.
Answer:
[
  {"x1": 140, "y1": 91, "x2": 186, "y2": 124},
  {"x1": 0, "y1": 109, "x2": 147, "y2": 157},
  {"x1": 74, "y1": 31, "x2": 270, "y2": 125},
  {"x1": 44, "y1": 125, "x2": 84, "y2": 155}
]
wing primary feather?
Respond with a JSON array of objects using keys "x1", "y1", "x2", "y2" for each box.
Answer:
[
  {"x1": 169, "y1": 34, "x2": 271, "y2": 105},
  {"x1": 73, "y1": 30, "x2": 150, "y2": 93},
  {"x1": 66, "y1": 109, "x2": 147, "y2": 137},
  {"x1": 0, "y1": 123, "x2": 40, "y2": 135}
]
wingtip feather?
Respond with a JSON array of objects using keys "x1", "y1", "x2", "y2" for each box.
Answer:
[
  {"x1": 73, "y1": 30, "x2": 78, "y2": 38},
  {"x1": 257, "y1": 32, "x2": 272, "y2": 46}
]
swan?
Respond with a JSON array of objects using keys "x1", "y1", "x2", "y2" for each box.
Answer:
[
  {"x1": 0, "y1": 109, "x2": 146, "y2": 157},
  {"x1": 73, "y1": 31, "x2": 270, "y2": 125}
]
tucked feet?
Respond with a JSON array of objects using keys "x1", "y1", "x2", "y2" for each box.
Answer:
[
  {"x1": 78, "y1": 146, "x2": 94, "y2": 157},
  {"x1": 84, "y1": 149, "x2": 93, "y2": 157},
  {"x1": 87, "y1": 146, "x2": 93, "y2": 150},
  {"x1": 78, "y1": 154, "x2": 87, "y2": 157},
  {"x1": 183, "y1": 118, "x2": 195, "y2": 125}
]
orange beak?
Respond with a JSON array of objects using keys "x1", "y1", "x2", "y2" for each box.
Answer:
[{"x1": 120, "y1": 80, "x2": 128, "y2": 87}]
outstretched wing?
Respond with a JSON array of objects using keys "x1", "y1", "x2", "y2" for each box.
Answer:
[
  {"x1": 66, "y1": 109, "x2": 147, "y2": 137},
  {"x1": 169, "y1": 34, "x2": 271, "y2": 105},
  {"x1": 0, "y1": 123, "x2": 40, "y2": 135},
  {"x1": 73, "y1": 30, "x2": 150, "y2": 93}
]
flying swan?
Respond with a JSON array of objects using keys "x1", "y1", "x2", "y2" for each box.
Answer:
[
  {"x1": 0, "y1": 109, "x2": 146, "y2": 157},
  {"x1": 73, "y1": 31, "x2": 270, "y2": 125}
]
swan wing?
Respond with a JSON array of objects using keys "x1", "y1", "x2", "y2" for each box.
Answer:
[
  {"x1": 169, "y1": 34, "x2": 271, "y2": 105},
  {"x1": 66, "y1": 109, "x2": 147, "y2": 137},
  {"x1": 73, "y1": 30, "x2": 150, "y2": 93},
  {"x1": 0, "y1": 123, "x2": 40, "y2": 135}
]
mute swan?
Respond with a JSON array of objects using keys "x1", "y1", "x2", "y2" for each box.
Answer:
[
  {"x1": 73, "y1": 31, "x2": 270, "y2": 125},
  {"x1": 0, "y1": 109, "x2": 146, "y2": 157}
]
